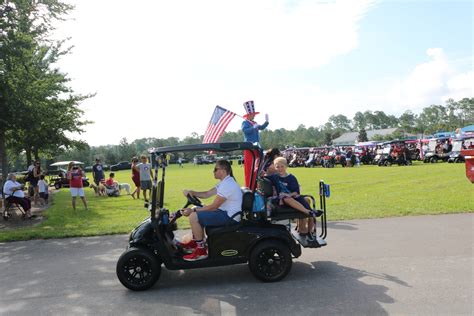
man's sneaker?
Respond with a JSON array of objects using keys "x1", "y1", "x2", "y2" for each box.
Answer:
[
  {"x1": 177, "y1": 239, "x2": 197, "y2": 254},
  {"x1": 183, "y1": 247, "x2": 208, "y2": 261}
]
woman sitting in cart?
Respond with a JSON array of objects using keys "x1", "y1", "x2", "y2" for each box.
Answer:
[{"x1": 180, "y1": 159, "x2": 243, "y2": 261}]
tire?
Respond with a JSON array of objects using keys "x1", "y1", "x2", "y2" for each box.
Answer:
[
  {"x1": 430, "y1": 157, "x2": 438, "y2": 163},
  {"x1": 116, "y1": 247, "x2": 161, "y2": 291},
  {"x1": 384, "y1": 160, "x2": 391, "y2": 167},
  {"x1": 454, "y1": 158, "x2": 459, "y2": 163},
  {"x1": 54, "y1": 182, "x2": 62, "y2": 190},
  {"x1": 248, "y1": 240, "x2": 292, "y2": 282}
]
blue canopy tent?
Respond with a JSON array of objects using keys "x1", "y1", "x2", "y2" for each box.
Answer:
[{"x1": 461, "y1": 125, "x2": 474, "y2": 133}]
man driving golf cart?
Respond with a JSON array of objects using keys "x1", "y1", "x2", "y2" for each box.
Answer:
[
  {"x1": 116, "y1": 142, "x2": 329, "y2": 291},
  {"x1": 180, "y1": 159, "x2": 242, "y2": 261}
]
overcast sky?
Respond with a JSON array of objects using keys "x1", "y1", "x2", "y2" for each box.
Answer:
[{"x1": 53, "y1": 0, "x2": 473, "y2": 146}]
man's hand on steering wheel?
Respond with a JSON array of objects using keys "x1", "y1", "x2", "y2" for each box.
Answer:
[{"x1": 182, "y1": 207, "x2": 195, "y2": 217}]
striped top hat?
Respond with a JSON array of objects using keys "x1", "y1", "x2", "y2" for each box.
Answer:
[{"x1": 243, "y1": 100, "x2": 260, "y2": 118}]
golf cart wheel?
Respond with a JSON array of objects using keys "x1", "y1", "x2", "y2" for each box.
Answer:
[
  {"x1": 248, "y1": 240, "x2": 292, "y2": 282},
  {"x1": 430, "y1": 157, "x2": 438, "y2": 163},
  {"x1": 116, "y1": 247, "x2": 161, "y2": 291},
  {"x1": 384, "y1": 160, "x2": 391, "y2": 167},
  {"x1": 54, "y1": 183, "x2": 61, "y2": 190}
]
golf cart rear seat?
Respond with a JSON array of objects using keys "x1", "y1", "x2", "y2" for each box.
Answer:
[
  {"x1": 204, "y1": 189, "x2": 254, "y2": 236},
  {"x1": 259, "y1": 178, "x2": 316, "y2": 221}
]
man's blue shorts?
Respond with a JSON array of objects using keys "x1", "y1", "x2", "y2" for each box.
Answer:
[{"x1": 197, "y1": 210, "x2": 239, "y2": 227}]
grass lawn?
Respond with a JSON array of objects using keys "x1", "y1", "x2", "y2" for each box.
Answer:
[{"x1": 1, "y1": 161, "x2": 472, "y2": 242}]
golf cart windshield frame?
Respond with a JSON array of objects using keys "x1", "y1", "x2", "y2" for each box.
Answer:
[
  {"x1": 150, "y1": 142, "x2": 261, "y2": 154},
  {"x1": 148, "y1": 142, "x2": 263, "y2": 219}
]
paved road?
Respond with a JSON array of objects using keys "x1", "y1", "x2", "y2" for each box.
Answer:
[{"x1": 0, "y1": 213, "x2": 472, "y2": 315}]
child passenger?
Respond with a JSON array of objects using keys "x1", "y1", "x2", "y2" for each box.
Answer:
[
  {"x1": 265, "y1": 157, "x2": 323, "y2": 246},
  {"x1": 38, "y1": 174, "x2": 49, "y2": 205}
]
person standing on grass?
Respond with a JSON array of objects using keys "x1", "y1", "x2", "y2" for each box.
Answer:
[
  {"x1": 38, "y1": 174, "x2": 49, "y2": 206},
  {"x1": 67, "y1": 162, "x2": 88, "y2": 211},
  {"x1": 131, "y1": 157, "x2": 141, "y2": 199},
  {"x1": 138, "y1": 155, "x2": 153, "y2": 202},
  {"x1": 92, "y1": 158, "x2": 105, "y2": 186},
  {"x1": 29, "y1": 160, "x2": 42, "y2": 206}
]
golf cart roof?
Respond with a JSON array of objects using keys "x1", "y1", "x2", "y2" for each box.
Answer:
[
  {"x1": 50, "y1": 161, "x2": 84, "y2": 167},
  {"x1": 150, "y1": 142, "x2": 261, "y2": 154}
]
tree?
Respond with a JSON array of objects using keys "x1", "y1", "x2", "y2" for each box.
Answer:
[
  {"x1": 0, "y1": 1, "x2": 91, "y2": 172},
  {"x1": 416, "y1": 104, "x2": 447, "y2": 134},
  {"x1": 353, "y1": 111, "x2": 367, "y2": 130},
  {"x1": 328, "y1": 114, "x2": 352, "y2": 131},
  {"x1": 399, "y1": 110, "x2": 417, "y2": 134},
  {"x1": 358, "y1": 128, "x2": 368, "y2": 142}
]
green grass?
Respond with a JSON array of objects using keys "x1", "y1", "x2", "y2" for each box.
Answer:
[{"x1": 1, "y1": 161, "x2": 472, "y2": 242}]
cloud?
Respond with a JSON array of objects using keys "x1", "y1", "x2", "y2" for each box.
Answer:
[{"x1": 54, "y1": 0, "x2": 377, "y2": 145}]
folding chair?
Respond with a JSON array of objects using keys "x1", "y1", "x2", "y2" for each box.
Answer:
[{"x1": 2, "y1": 193, "x2": 27, "y2": 220}]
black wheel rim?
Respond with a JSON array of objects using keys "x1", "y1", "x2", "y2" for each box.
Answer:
[
  {"x1": 122, "y1": 255, "x2": 154, "y2": 286},
  {"x1": 256, "y1": 247, "x2": 287, "y2": 278}
]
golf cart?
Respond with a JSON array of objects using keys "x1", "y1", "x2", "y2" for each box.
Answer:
[
  {"x1": 423, "y1": 137, "x2": 452, "y2": 163},
  {"x1": 48, "y1": 161, "x2": 90, "y2": 189},
  {"x1": 447, "y1": 136, "x2": 472, "y2": 163},
  {"x1": 377, "y1": 141, "x2": 410, "y2": 166},
  {"x1": 116, "y1": 142, "x2": 329, "y2": 291}
]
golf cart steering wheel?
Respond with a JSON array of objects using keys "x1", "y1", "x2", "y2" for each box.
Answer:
[{"x1": 184, "y1": 193, "x2": 203, "y2": 208}]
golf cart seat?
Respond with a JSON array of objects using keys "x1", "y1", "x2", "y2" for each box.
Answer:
[
  {"x1": 259, "y1": 178, "x2": 312, "y2": 221},
  {"x1": 204, "y1": 189, "x2": 253, "y2": 236}
]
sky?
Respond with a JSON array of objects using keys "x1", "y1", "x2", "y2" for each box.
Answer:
[{"x1": 53, "y1": 0, "x2": 473, "y2": 146}]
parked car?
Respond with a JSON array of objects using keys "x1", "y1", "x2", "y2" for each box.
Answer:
[
  {"x1": 110, "y1": 161, "x2": 132, "y2": 171},
  {"x1": 84, "y1": 165, "x2": 93, "y2": 172},
  {"x1": 48, "y1": 161, "x2": 89, "y2": 189}
]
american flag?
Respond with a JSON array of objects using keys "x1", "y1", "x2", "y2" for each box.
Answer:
[{"x1": 202, "y1": 106, "x2": 236, "y2": 143}]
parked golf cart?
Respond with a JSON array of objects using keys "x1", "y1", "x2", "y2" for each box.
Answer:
[
  {"x1": 116, "y1": 142, "x2": 329, "y2": 291},
  {"x1": 48, "y1": 161, "x2": 90, "y2": 189},
  {"x1": 423, "y1": 137, "x2": 452, "y2": 163},
  {"x1": 377, "y1": 140, "x2": 411, "y2": 166},
  {"x1": 447, "y1": 136, "x2": 473, "y2": 163}
]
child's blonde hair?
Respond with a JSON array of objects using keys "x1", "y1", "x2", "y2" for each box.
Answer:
[{"x1": 273, "y1": 157, "x2": 288, "y2": 166}]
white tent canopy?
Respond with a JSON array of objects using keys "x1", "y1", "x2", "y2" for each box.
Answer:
[{"x1": 49, "y1": 161, "x2": 84, "y2": 167}]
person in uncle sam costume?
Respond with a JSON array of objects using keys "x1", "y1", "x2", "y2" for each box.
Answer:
[{"x1": 241, "y1": 100, "x2": 269, "y2": 189}]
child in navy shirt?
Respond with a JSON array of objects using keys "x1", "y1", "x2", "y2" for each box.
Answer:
[{"x1": 266, "y1": 157, "x2": 323, "y2": 246}]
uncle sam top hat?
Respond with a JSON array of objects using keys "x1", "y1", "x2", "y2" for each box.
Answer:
[{"x1": 243, "y1": 100, "x2": 260, "y2": 118}]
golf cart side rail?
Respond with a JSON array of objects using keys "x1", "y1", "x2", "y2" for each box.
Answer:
[{"x1": 150, "y1": 142, "x2": 261, "y2": 154}]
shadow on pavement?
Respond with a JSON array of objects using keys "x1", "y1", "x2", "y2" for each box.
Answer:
[
  {"x1": 119, "y1": 260, "x2": 400, "y2": 315},
  {"x1": 327, "y1": 221, "x2": 358, "y2": 231}
]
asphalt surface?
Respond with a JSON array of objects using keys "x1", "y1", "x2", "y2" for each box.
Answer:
[{"x1": 0, "y1": 213, "x2": 472, "y2": 316}]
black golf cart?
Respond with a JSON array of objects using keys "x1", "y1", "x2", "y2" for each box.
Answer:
[{"x1": 116, "y1": 142, "x2": 329, "y2": 291}]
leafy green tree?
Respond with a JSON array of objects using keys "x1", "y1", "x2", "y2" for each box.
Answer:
[
  {"x1": 399, "y1": 110, "x2": 417, "y2": 133},
  {"x1": 353, "y1": 111, "x2": 367, "y2": 130},
  {"x1": 328, "y1": 114, "x2": 352, "y2": 131},
  {"x1": 0, "y1": 0, "x2": 90, "y2": 172},
  {"x1": 358, "y1": 128, "x2": 368, "y2": 142}
]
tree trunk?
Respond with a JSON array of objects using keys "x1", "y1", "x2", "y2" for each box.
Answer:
[
  {"x1": 0, "y1": 129, "x2": 9, "y2": 176},
  {"x1": 33, "y1": 146, "x2": 39, "y2": 162},
  {"x1": 26, "y1": 148, "x2": 32, "y2": 168}
]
